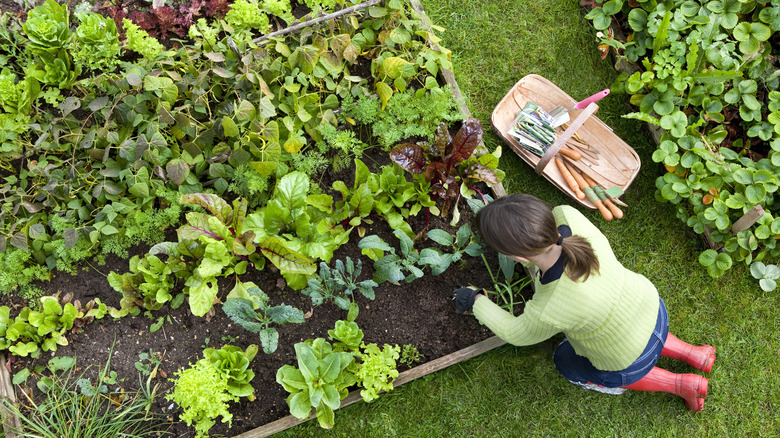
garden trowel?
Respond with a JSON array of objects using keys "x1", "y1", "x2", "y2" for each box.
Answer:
[{"x1": 549, "y1": 89, "x2": 611, "y2": 127}]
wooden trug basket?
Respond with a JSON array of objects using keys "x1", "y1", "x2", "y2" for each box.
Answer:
[{"x1": 491, "y1": 74, "x2": 641, "y2": 209}]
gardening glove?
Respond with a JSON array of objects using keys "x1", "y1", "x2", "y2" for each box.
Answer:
[{"x1": 453, "y1": 287, "x2": 482, "y2": 314}]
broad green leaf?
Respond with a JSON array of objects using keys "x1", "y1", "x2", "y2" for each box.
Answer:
[
  {"x1": 186, "y1": 276, "x2": 218, "y2": 317},
  {"x1": 375, "y1": 82, "x2": 393, "y2": 110},
  {"x1": 427, "y1": 229, "x2": 454, "y2": 246},
  {"x1": 222, "y1": 116, "x2": 239, "y2": 137},
  {"x1": 260, "y1": 236, "x2": 316, "y2": 276}
]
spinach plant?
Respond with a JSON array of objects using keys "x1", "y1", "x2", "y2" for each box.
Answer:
[{"x1": 0, "y1": 296, "x2": 109, "y2": 358}]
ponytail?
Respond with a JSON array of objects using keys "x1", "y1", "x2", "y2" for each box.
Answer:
[
  {"x1": 477, "y1": 194, "x2": 599, "y2": 282},
  {"x1": 559, "y1": 236, "x2": 599, "y2": 282}
]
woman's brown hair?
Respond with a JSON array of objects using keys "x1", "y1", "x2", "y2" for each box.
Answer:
[{"x1": 476, "y1": 194, "x2": 599, "y2": 282}]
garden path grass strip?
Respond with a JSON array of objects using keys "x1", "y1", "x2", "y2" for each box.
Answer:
[{"x1": 233, "y1": 336, "x2": 507, "y2": 438}]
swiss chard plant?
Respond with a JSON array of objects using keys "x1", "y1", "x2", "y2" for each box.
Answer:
[
  {"x1": 390, "y1": 118, "x2": 503, "y2": 223},
  {"x1": 221, "y1": 280, "x2": 305, "y2": 354},
  {"x1": 145, "y1": 193, "x2": 260, "y2": 317},
  {"x1": 245, "y1": 171, "x2": 350, "y2": 290}
]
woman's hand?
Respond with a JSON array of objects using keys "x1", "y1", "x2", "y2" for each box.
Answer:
[{"x1": 453, "y1": 287, "x2": 484, "y2": 313}]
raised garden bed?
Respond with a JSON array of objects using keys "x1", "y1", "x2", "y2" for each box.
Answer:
[{"x1": 0, "y1": 1, "x2": 522, "y2": 436}]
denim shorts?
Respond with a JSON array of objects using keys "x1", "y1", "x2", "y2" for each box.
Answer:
[{"x1": 553, "y1": 298, "x2": 668, "y2": 388}]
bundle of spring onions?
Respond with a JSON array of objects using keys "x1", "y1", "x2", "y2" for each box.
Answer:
[{"x1": 507, "y1": 102, "x2": 557, "y2": 156}]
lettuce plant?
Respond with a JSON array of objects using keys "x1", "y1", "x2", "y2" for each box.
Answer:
[
  {"x1": 202, "y1": 344, "x2": 259, "y2": 399},
  {"x1": 328, "y1": 318, "x2": 363, "y2": 352},
  {"x1": 167, "y1": 344, "x2": 258, "y2": 437},
  {"x1": 276, "y1": 338, "x2": 357, "y2": 429},
  {"x1": 107, "y1": 253, "x2": 179, "y2": 315},
  {"x1": 73, "y1": 11, "x2": 120, "y2": 72},
  {"x1": 122, "y1": 18, "x2": 165, "y2": 60},
  {"x1": 355, "y1": 342, "x2": 400, "y2": 402},
  {"x1": 22, "y1": 0, "x2": 71, "y2": 55},
  {"x1": 278, "y1": 315, "x2": 402, "y2": 429},
  {"x1": 167, "y1": 360, "x2": 235, "y2": 437}
]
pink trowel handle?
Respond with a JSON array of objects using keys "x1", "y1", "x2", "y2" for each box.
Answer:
[{"x1": 574, "y1": 89, "x2": 610, "y2": 110}]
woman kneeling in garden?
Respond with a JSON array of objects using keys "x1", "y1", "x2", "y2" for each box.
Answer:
[{"x1": 455, "y1": 194, "x2": 715, "y2": 411}]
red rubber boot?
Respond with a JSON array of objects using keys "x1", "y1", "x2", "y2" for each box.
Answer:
[
  {"x1": 662, "y1": 333, "x2": 716, "y2": 372},
  {"x1": 622, "y1": 367, "x2": 708, "y2": 412}
]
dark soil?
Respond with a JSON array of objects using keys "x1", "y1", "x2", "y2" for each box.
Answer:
[{"x1": 2, "y1": 146, "x2": 528, "y2": 438}]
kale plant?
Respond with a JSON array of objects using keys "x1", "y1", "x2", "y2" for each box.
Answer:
[
  {"x1": 418, "y1": 223, "x2": 483, "y2": 275},
  {"x1": 358, "y1": 230, "x2": 424, "y2": 284},
  {"x1": 302, "y1": 257, "x2": 378, "y2": 310},
  {"x1": 222, "y1": 281, "x2": 305, "y2": 354}
]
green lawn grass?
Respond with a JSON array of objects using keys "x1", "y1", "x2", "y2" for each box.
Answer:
[{"x1": 273, "y1": 0, "x2": 780, "y2": 435}]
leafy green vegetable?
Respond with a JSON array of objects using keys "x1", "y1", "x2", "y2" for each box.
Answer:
[
  {"x1": 355, "y1": 342, "x2": 400, "y2": 402},
  {"x1": 276, "y1": 339, "x2": 357, "y2": 429},
  {"x1": 202, "y1": 344, "x2": 259, "y2": 399},
  {"x1": 302, "y1": 257, "x2": 378, "y2": 310},
  {"x1": 222, "y1": 281, "x2": 304, "y2": 354},
  {"x1": 166, "y1": 359, "x2": 237, "y2": 438},
  {"x1": 391, "y1": 118, "x2": 501, "y2": 220}
]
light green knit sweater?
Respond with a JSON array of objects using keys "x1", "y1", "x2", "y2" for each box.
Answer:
[{"x1": 473, "y1": 205, "x2": 660, "y2": 371}]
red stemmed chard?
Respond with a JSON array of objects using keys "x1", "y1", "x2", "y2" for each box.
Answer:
[{"x1": 389, "y1": 117, "x2": 500, "y2": 219}]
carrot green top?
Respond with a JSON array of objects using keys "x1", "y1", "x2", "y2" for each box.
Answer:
[{"x1": 473, "y1": 205, "x2": 660, "y2": 371}]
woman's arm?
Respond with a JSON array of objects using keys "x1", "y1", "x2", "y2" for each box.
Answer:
[{"x1": 473, "y1": 295, "x2": 560, "y2": 346}]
